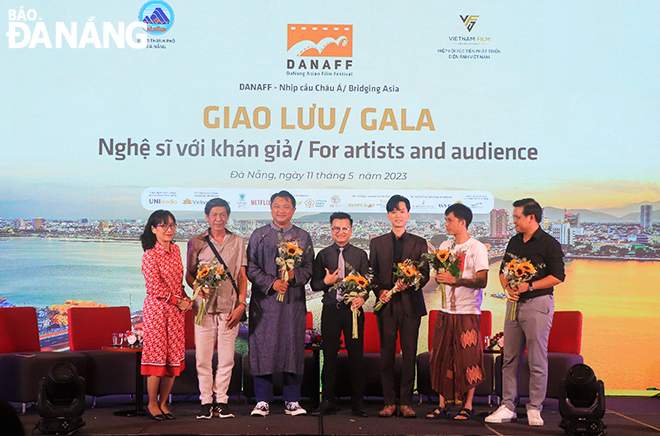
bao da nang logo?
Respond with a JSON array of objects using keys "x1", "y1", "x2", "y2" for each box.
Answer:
[
  {"x1": 139, "y1": 1, "x2": 174, "y2": 35},
  {"x1": 287, "y1": 24, "x2": 353, "y2": 73}
]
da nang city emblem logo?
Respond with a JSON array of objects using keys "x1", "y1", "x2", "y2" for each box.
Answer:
[
  {"x1": 287, "y1": 24, "x2": 352, "y2": 57},
  {"x1": 139, "y1": 1, "x2": 174, "y2": 35},
  {"x1": 460, "y1": 15, "x2": 479, "y2": 32}
]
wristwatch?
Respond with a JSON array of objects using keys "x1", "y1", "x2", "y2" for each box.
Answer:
[{"x1": 239, "y1": 300, "x2": 248, "y2": 308}]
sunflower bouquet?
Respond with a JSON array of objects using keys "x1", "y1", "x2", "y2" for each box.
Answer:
[
  {"x1": 501, "y1": 254, "x2": 544, "y2": 321},
  {"x1": 374, "y1": 259, "x2": 423, "y2": 311},
  {"x1": 328, "y1": 264, "x2": 376, "y2": 338},
  {"x1": 192, "y1": 259, "x2": 229, "y2": 325},
  {"x1": 275, "y1": 235, "x2": 306, "y2": 302},
  {"x1": 423, "y1": 242, "x2": 465, "y2": 309}
]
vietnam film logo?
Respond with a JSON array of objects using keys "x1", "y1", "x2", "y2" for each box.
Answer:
[
  {"x1": 460, "y1": 15, "x2": 479, "y2": 32},
  {"x1": 287, "y1": 24, "x2": 353, "y2": 73},
  {"x1": 139, "y1": 1, "x2": 174, "y2": 35}
]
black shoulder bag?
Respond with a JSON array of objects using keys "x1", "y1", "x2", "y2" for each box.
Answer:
[{"x1": 205, "y1": 234, "x2": 248, "y2": 322}]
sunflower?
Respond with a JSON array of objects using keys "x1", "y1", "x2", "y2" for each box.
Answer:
[
  {"x1": 436, "y1": 249, "x2": 450, "y2": 263},
  {"x1": 345, "y1": 274, "x2": 358, "y2": 283},
  {"x1": 514, "y1": 266, "x2": 525, "y2": 277},
  {"x1": 398, "y1": 262, "x2": 407, "y2": 269},
  {"x1": 507, "y1": 260, "x2": 518, "y2": 271},
  {"x1": 404, "y1": 267, "x2": 414, "y2": 277},
  {"x1": 197, "y1": 266, "x2": 210, "y2": 278},
  {"x1": 519, "y1": 261, "x2": 535, "y2": 274},
  {"x1": 354, "y1": 276, "x2": 369, "y2": 288},
  {"x1": 285, "y1": 242, "x2": 302, "y2": 256}
]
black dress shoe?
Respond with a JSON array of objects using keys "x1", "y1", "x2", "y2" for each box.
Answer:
[
  {"x1": 146, "y1": 407, "x2": 165, "y2": 421},
  {"x1": 351, "y1": 404, "x2": 369, "y2": 417},
  {"x1": 162, "y1": 412, "x2": 176, "y2": 420},
  {"x1": 312, "y1": 399, "x2": 337, "y2": 416}
]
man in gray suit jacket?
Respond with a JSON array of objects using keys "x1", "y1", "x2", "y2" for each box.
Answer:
[{"x1": 369, "y1": 195, "x2": 429, "y2": 418}]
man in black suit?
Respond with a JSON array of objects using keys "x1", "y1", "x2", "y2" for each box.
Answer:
[
  {"x1": 369, "y1": 195, "x2": 429, "y2": 418},
  {"x1": 311, "y1": 212, "x2": 370, "y2": 417}
]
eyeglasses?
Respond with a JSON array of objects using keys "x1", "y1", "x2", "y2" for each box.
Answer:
[
  {"x1": 331, "y1": 226, "x2": 351, "y2": 233},
  {"x1": 157, "y1": 223, "x2": 177, "y2": 230}
]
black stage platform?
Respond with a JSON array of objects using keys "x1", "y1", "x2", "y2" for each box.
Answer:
[{"x1": 16, "y1": 395, "x2": 660, "y2": 436}]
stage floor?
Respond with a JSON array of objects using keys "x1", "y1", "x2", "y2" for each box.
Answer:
[{"x1": 17, "y1": 395, "x2": 660, "y2": 435}]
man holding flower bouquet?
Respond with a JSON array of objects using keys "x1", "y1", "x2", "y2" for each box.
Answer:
[
  {"x1": 247, "y1": 191, "x2": 314, "y2": 417},
  {"x1": 426, "y1": 203, "x2": 489, "y2": 421},
  {"x1": 186, "y1": 198, "x2": 248, "y2": 419},
  {"x1": 369, "y1": 195, "x2": 429, "y2": 418},
  {"x1": 486, "y1": 198, "x2": 565, "y2": 427},
  {"x1": 311, "y1": 212, "x2": 370, "y2": 417}
]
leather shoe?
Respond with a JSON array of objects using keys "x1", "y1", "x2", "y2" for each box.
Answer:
[
  {"x1": 378, "y1": 404, "x2": 397, "y2": 418},
  {"x1": 400, "y1": 405, "x2": 417, "y2": 418},
  {"x1": 146, "y1": 406, "x2": 165, "y2": 421},
  {"x1": 351, "y1": 400, "x2": 369, "y2": 417},
  {"x1": 311, "y1": 399, "x2": 336, "y2": 416}
]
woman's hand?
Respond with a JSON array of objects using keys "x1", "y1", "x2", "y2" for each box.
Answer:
[{"x1": 225, "y1": 304, "x2": 245, "y2": 329}]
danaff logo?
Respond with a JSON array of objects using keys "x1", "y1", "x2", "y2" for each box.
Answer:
[
  {"x1": 460, "y1": 15, "x2": 479, "y2": 32},
  {"x1": 139, "y1": 1, "x2": 174, "y2": 35},
  {"x1": 287, "y1": 24, "x2": 353, "y2": 72},
  {"x1": 287, "y1": 24, "x2": 352, "y2": 57}
]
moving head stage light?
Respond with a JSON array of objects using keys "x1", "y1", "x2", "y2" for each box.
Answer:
[
  {"x1": 36, "y1": 361, "x2": 85, "y2": 434},
  {"x1": 559, "y1": 363, "x2": 606, "y2": 436}
]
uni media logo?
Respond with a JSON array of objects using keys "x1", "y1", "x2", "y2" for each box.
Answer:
[
  {"x1": 287, "y1": 24, "x2": 352, "y2": 57},
  {"x1": 460, "y1": 15, "x2": 479, "y2": 32},
  {"x1": 139, "y1": 1, "x2": 174, "y2": 35}
]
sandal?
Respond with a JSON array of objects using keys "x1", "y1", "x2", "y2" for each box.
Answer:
[
  {"x1": 454, "y1": 408, "x2": 474, "y2": 420},
  {"x1": 426, "y1": 407, "x2": 450, "y2": 419}
]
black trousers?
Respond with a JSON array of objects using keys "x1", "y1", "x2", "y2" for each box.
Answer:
[
  {"x1": 377, "y1": 299, "x2": 421, "y2": 406},
  {"x1": 320, "y1": 303, "x2": 365, "y2": 400}
]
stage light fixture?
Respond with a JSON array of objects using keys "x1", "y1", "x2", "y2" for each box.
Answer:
[
  {"x1": 36, "y1": 361, "x2": 86, "y2": 435},
  {"x1": 558, "y1": 363, "x2": 606, "y2": 436}
]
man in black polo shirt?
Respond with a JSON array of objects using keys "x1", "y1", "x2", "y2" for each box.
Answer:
[
  {"x1": 486, "y1": 198, "x2": 565, "y2": 427},
  {"x1": 311, "y1": 212, "x2": 370, "y2": 417}
]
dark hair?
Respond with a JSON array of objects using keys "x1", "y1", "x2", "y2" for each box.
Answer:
[
  {"x1": 445, "y1": 203, "x2": 473, "y2": 228},
  {"x1": 205, "y1": 198, "x2": 231, "y2": 217},
  {"x1": 386, "y1": 194, "x2": 410, "y2": 213},
  {"x1": 0, "y1": 399, "x2": 24, "y2": 436},
  {"x1": 513, "y1": 198, "x2": 542, "y2": 223},
  {"x1": 140, "y1": 210, "x2": 176, "y2": 251},
  {"x1": 330, "y1": 212, "x2": 353, "y2": 227},
  {"x1": 270, "y1": 190, "x2": 296, "y2": 208}
]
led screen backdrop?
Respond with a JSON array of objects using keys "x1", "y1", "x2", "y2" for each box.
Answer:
[{"x1": 1, "y1": 1, "x2": 659, "y2": 391}]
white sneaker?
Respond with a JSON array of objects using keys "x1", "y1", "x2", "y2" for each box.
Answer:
[
  {"x1": 485, "y1": 405, "x2": 517, "y2": 423},
  {"x1": 285, "y1": 401, "x2": 307, "y2": 416},
  {"x1": 527, "y1": 409, "x2": 544, "y2": 426},
  {"x1": 251, "y1": 401, "x2": 269, "y2": 417}
]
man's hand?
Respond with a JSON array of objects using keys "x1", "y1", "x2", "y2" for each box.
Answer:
[
  {"x1": 273, "y1": 278, "x2": 289, "y2": 294},
  {"x1": 323, "y1": 268, "x2": 340, "y2": 286},
  {"x1": 351, "y1": 296, "x2": 365, "y2": 310},
  {"x1": 280, "y1": 267, "x2": 294, "y2": 282},
  {"x1": 505, "y1": 284, "x2": 520, "y2": 302},
  {"x1": 394, "y1": 279, "x2": 408, "y2": 292},
  {"x1": 517, "y1": 282, "x2": 530, "y2": 293},
  {"x1": 378, "y1": 289, "x2": 391, "y2": 304},
  {"x1": 435, "y1": 271, "x2": 456, "y2": 285}
]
